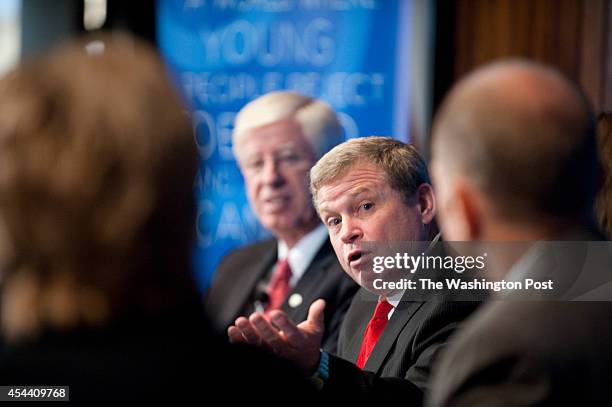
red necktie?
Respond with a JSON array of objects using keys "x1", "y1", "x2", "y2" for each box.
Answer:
[
  {"x1": 265, "y1": 258, "x2": 292, "y2": 313},
  {"x1": 356, "y1": 300, "x2": 394, "y2": 369}
]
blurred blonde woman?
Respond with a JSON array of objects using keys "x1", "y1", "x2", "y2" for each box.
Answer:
[{"x1": 0, "y1": 33, "x2": 312, "y2": 401}]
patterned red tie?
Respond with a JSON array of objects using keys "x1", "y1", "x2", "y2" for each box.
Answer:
[
  {"x1": 265, "y1": 258, "x2": 292, "y2": 313},
  {"x1": 356, "y1": 300, "x2": 394, "y2": 369}
]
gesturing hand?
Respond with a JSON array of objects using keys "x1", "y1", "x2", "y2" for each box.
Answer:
[{"x1": 228, "y1": 299, "x2": 326, "y2": 375}]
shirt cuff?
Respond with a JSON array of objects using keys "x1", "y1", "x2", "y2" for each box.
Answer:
[{"x1": 309, "y1": 350, "x2": 330, "y2": 390}]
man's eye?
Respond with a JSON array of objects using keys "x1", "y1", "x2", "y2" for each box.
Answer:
[
  {"x1": 361, "y1": 202, "x2": 374, "y2": 211},
  {"x1": 246, "y1": 160, "x2": 264, "y2": 170},
  {"x1": 277, "y1": 152, "x2": 303, "y2": 165},
  {"x1": 327, "y1": 218, "x2": 341, "y2": 227}
]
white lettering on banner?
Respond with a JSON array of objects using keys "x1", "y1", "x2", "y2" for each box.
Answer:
[
  {"x1": 217, "y1": 112, "x2": 236, "y2": 160},
  {"x1": 222, "y1": 20, "x2": 258, "y2": 64},
  {"x1": 324, "y1": 72, "x2": 384, "y2": 107},
  {"x1": 182, "y1": 73, "x2": 259, "y2": 105},
  {"x1": 212, "y1": 0, "x2": 293, "y2": 12},
  {"x1": 198, "y1": 164, "x2": 237, "y2": 195},
  {"x1": 190, "y1": 110, "x2": 360, "y2": 159},
  {"x1": 285, "y1": 72, "x2": 320, "y2": 95},
  {"x1": 196, "y1": 200, "x2": 267, "y2": 246},
  {"x1": 196, "y1": 0, "x2": 378, "y2": 11},
  {"x1": 262, "y1": 71, "x2": 283, "y2": 93},
  {"x1": 201, "y1": 19, "x2": 334, "y2": 67},
  {"x1": 182, "y1": 72, "x2": 385, "y2": 107},
  {"x1": 299, "y1": 0, "x2": 377, "y2": 10},
  {"x1": 302, "y1": 18, "x2": 334, "y2": 66},
  {"x1": 193, "y1": 110, "x2": 216, "y2": 160},
  {"x1": 215, "y1": 202, "x2": 245, "y2": 240},
  {"x1": 192, "y1": 111, "x2": 235, "y2": 162}
]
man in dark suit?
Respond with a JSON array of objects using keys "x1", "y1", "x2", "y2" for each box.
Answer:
[
  {"x1": 204, "y1": 92, "x2": 358, "y2": 352},
  {"x1": 228, "y1": 137, "x2": 479, "y2": 404},
  {"x1": 427, "y1": 60, "x2": 612, "y2": 406}
]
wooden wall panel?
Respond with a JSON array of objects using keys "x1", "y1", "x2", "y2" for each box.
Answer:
[
  {"x1": 436, "y1": 0, "x2": 611, "y2": 113},
  {"x1": 607, "y1": 3, "x2": 612, "y2": 110},
  {"x1": 580, "y1": 0, "x2": 608, "y2": 112}
]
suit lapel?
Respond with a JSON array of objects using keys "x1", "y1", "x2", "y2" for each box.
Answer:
[
  {"x1": 356, "y1": 236, "x2": 444, "y2": 371},
  {"x1": 280, "y1": 239, "x2": 336, "y2": 320},
  {"x1": 363, "y1": 300, "x2": 424, "y2": 373},
  {"x1": 219, "y1": 242, "x2": 276, "y2": 325}
]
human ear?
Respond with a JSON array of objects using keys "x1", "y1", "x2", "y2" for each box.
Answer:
[
  {"x1": 415, "y1": 183, "x2": 436, "y2": 225},
  {"x1": 451, "y1": 177, "x2": 482, "y2": 241}
]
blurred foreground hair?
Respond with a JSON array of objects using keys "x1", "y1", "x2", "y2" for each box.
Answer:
[{"x1": 0, "y1": 33, "x2": 200, "y2": 339}]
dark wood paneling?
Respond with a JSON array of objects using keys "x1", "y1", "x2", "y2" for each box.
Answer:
[
  {"x1": 607, "y1": 4, "x2": 612, "y2": 110},
  {"x1": 435, "y1": 0, "x2": 612, "y2": 113},
  {"x1": 580, "y1": 0, "x2": 605, "y2": 111}
]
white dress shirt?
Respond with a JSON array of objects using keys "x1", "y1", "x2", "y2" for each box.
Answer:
[{"x1": 277, "y1": 223, "x2": 329, "y2": 287}]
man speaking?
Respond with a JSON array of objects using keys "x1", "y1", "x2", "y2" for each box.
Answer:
[{"x1": 229, "y1": 137, "x2": 479, "y2": 403}]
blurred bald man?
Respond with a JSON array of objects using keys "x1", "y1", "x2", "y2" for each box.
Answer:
[{"x1": 427, "y1": 61, "x2": 612, "y2": 406}]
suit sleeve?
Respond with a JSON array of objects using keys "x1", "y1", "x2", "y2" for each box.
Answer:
[
  {"x1": 426, "y1": 325, "x2": 552, "y2": 407},
  {"x1": 322, "y1": 354, "x2": 424, "y2": 403}
]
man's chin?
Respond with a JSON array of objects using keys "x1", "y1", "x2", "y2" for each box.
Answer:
[
  {"x1": 359, "y1": 272, "x2": 400, "y2": 298},
  {"x1": 267, "y1": 222, "x2": 319, "y2": 241},
  {"x1": 359, "y1": 273, "x2": 383, "y2": 295},
  {"x1": 261, "y1": 217, "x2": 296, "y2": 232}
]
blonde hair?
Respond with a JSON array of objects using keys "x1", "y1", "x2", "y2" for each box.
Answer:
[
  {"x1": 310, "y1": 136, "x2": 431, "y2": 210},
  {"x1": 0, "y1": 33, "x2": 200, "y2": 339},
  {"x1": 232, "y1": 91, "x2": 344, "y2": 159}
]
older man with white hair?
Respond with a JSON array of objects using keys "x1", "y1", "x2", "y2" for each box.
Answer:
[{"x1": 204, "y1": 91, "x2": 358, "y2": 352}]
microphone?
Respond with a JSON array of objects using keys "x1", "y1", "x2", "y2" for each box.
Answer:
[{"x1": 253, "y1": 282, "x2": 269, "y2": 313}]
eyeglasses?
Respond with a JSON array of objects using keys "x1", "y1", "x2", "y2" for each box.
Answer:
[{"x1": 241, "y1": 149, "x2": 313, "y2": 174}]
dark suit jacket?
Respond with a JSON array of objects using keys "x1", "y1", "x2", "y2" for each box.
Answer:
[
  {"x1": 427, "y1": 226, "x2": 612, "y2": 407},
  {"x1": 322, "y1": 287, "x2": 480, "y2": 404},
  {"x1": 204, "y1": 238, "x2": 359, "y2": 352}
]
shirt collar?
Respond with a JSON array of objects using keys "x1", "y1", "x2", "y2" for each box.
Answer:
[
  {"x1": 277, "y1": 224, "x2": 328, "y2": 286},
  {"x1": 385, "y1": 289, "x2": 405, "y2": 309}
]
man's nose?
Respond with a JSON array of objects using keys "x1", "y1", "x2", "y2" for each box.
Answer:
[
  {"x1": 261, "y1": 158, "x2": 285, "y2": 187},
  {"x1": 340, "y1": 218, "x2": 363, "y2": 244}
]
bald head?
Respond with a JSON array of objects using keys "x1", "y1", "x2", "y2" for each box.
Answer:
[{"x1": 432, "y1": 60, "x2": 597, "y2": 222}]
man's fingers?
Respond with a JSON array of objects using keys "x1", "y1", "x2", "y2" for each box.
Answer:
[
  {"x1": 270, "y1": 311, "x2": 304, "y2": 346},
  {"x1": 228, "y1": 326, "x2": 246, "y2": 344},
  {"x1": 235, "y1": 316, "x2": 262, "y2": 345},
  {"x1": 250, "y1": 313, "x2": 285, "y2": 351}
]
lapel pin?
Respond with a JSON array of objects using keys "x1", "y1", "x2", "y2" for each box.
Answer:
[{"x1": 288, "y1": 293, "x2": 303, "y2": 308}]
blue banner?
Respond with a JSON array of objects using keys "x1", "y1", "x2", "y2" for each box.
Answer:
[{"x1": 157, "y1": 0, "x2": 412, "y2": 291}]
